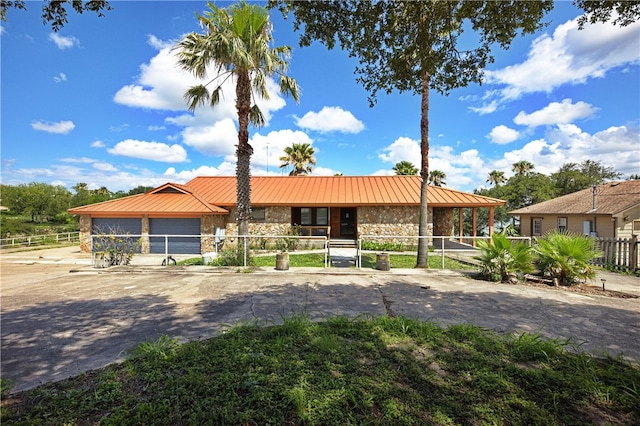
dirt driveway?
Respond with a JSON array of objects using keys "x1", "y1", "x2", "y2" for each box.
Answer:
[{"x1": 2, "y1": 247, "x2": 639, "y2": 393}]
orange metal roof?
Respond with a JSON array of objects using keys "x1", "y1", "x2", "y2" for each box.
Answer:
[
  {"x1": 186, "y1": 176, "x2": 505, "y2": 207},
  {"x1": 68, "y1": 183, "x2": 228, "y2": 216},
  {"x1": 69, "y1": 177, "x2": 505, "y2": 216}
]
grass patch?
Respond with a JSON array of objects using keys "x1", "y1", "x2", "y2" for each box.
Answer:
[
  {"x1": 360, "y1": 253, "x2": 471, "y2": 270},
  {"x1": 252, "y1": 253, "x2": 326, "y2": 267},
  {"x1": 3, "y1": 316, "x2": 639, "y2": 425}
]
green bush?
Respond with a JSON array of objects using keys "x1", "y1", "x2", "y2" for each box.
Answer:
[
  {"x1": 208, "y1": 250, "x2": 251, "y2": 266},
  {"x1": 533, "y1": 231, "x2": 602, "y2": 286},
  {"x1": 474, "y1": 232, "x2": 535, "y2": 283},
  {"x1": 361, "y1": 240, "x2": 406, "y2": 252}
]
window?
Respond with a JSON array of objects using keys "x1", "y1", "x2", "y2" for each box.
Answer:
[
  {"x1": 533, "y1": 218, "x2": 542, "y2": 236},
  {"x1": 317, "y1": 208, "x2": 328, "y2": 225},
  {"x1": 557, "y1": 217, "x2": 567, "y2": 232},
  {"x1": 250, "y1": 208, "x2": 266, "y2": 222},
  {"x1": 292, "y1": 207, "x2": 328, "y2": 227},
  {"x1": 583, "y1": 220, "x2": 594, "y2": 236},
  {"x1": 300, "y1": 208, "x2": 312, "y2": 225}
]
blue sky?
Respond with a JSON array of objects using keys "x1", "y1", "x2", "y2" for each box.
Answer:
[{"x1": 1, "y1": 1, "x2": 639, "y2": 193}]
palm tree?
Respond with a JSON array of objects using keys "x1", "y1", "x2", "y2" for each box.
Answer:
[
  {"x1": 176, "y1": 1, "x2": 300, "y2": 250},
  {"x1": 487, "y1": 170, "x2": 507, "y2": 186},
  {"x1": 512, "y1": 161, "x2": 535, "y2": 176},
  {"x1": 428, "y1": 170, "x2": 446, "y2": 187},
  {"x1": 392, "y1": 161, "x2": 418, "y2": 176},
  {"x1": 279, "y1": 143, "x2": 316, "y2": 175}
]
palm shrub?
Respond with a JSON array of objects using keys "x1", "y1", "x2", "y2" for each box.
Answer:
[
  {"x1": 533, "y1": 231, "x2": 602, "y2": 286},
  {"x1": 474, "y1": 232, "x2": 535, "y2": 283}
]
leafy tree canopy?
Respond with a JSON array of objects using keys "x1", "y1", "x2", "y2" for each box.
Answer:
[{"x1": 1, "y1": 0, "x2": 112, "y2": 31}]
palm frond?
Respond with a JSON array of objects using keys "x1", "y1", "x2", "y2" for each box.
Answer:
[
  {"x1": 249, "y1": 104, "x2": 265, "y2": 127},
  {"x1": 184, "y1": 85, "x2": 210, "y2": 111}
]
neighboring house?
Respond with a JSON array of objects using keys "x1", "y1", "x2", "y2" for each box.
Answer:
[
  {"x1": 69, "y1": 176, "x2": 505, "y2": 254},
  {"x1": 509, "y1": 180, "x2": 640, "y2": 239}
]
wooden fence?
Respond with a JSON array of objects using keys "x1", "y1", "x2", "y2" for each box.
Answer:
[{"x1": 594, "y1": 236, "x2": 639, "y2": 271}]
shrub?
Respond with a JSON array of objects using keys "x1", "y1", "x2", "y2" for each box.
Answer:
[
  {"x1": 361, "y1": 240, "x2": 405, "y2": 252},
  {"x1": 208, "y1": 250, "x2": 251, "y2": 266},
  {"x1": 533, "y1": 231, "x2": 602, "y2": 286},
  {"x1": 474, "y1": 232, "x2": 535, "y2": 283},
  {"x1": 93, "y1": 225, "x2": 142, "y2": 266}
]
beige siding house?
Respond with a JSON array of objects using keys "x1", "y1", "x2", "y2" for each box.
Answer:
[{"x1": 510, "y1": 180, "x2": 640, "y2": 238}]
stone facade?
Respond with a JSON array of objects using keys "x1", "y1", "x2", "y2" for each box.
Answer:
[
  {"x1": 357, "y1": 206, "x2": 428, "y2": 243},
  {"x1": 77, "y1": 205, "x2": 454, "y2": 254},
  {"x1": 433, "y1": 208, "x2": 454, "y2": 236},
  {"x1": 78, "y1": 215, "x2": 92, "y2": 252}
]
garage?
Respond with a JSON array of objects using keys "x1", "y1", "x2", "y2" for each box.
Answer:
[
  {"x1": 91, "y1": 218, "x2": 142, "y2": 253},
  {"x1": 149, "y1": 218, "x2": 201, "y2": 254}
]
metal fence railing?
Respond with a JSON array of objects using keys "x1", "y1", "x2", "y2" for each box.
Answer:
[
  {"x1": 0, "y1": 232, "x2": 80, "y2": 249},
  {"x1": 89, "y1": 233, "x2": 329, "y2": 268},
  {"x1": 357, "y1": 235, "x2": 532, "y2": 269}
]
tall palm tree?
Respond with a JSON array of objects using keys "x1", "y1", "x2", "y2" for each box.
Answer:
[
  {"x1": 487, "y1": 170, "x2": 507, "y2": 186},
  {"x1": 428, "y1": 170, "x2": 446, "y2": 187},
  {"x1": 176, "y1": 1, "x2": 299, "y2": 247},
  {"x1": 392, "y1": 161, "x2": 418, "y2": 176},
  {"x1": 512, "y1": 161, "x2": 535, "y2": 176},
  {"x1": 279, "y1": 142, "x2": 316, "y2": 175}
]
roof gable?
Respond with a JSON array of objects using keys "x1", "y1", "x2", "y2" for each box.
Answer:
[
  {"x1": 68, "y1": 182, "x2": 227, "y2": 216},
  {"x1": 510, "y1": 180, "x2": 640, "y2": 216}
]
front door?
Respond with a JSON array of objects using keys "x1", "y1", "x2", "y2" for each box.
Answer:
[{"x1": 340, "y1": 208, "x2": 357, "y2": 237}]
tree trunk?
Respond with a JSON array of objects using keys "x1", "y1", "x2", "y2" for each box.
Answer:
[
  {"x1": 235, "y1": 70, "x2": 253, "y2": 261},
  {"x1": 416, "y1": 73, "x2": 430, "y2": 268}
]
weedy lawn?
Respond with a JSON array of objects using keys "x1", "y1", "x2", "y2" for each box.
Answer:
[{"x1": 2, "y1": 315, "x2": 639, "y2": 425}]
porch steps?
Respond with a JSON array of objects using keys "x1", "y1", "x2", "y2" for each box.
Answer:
[{"x1": 328, "y1": 238, "x2": 358, "y2": 249}]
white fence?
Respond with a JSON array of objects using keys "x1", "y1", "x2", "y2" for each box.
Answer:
[{"x1": 0, "y1": 232, "x2": 80, "y2": 249}]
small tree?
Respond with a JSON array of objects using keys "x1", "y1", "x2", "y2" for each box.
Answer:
[
  {"x1": 392, "y1": 161, "x2": 418, "y2": 176},
  {"x1": 474, "y1": 232, "x2": 535, "y2": 283},
  {"x1": 533, "y1": 231, "x2": 602, "y2": 286},
  {"x1": 93, "y1": 225, "x2": 142, "y2": 266},
  {"x1": 279, "y1": 143, "x2": 316, "y2": 175}
]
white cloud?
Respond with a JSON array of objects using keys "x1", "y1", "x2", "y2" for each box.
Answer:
[
  {"x1": 483, "y1": 123, "x2": 639, "y2": 181},
  {"x1": 58, "y1": 157, "x2": 118, "y2": 172},
  {"x1": 488, "y1": 125, "x2": 520, "y2": 144},
  {"x1": 107, "y1": 139, "x2": 188, "y2": 162},
  {"x1": 474, "y1": 15, "x2": 640, "y2": 110},
  {"x1": 378, "y1": 137, "x2": 421, "y2": 164},
  {"x1": 49, "y1": 33, "x2": 79, "y2": 49},
  {"x1": 148, "y1": 125, "x2": 166, "y2": 131},
  {"x1": 248, "y1": 129, "x2": 314, "y2": 170},
  {"x1": 312, "y1": 166, "x2": 340, "y2": 176},
  {"x1": 164, "y1": 164, "x2": 235, "y2": 181},
  {"x1": 91, "y1": 140, "x2": 105, "y2": 148},
  {"x1": 93, "y1": 162, "x2": 119, "y2": 172},
  {"x1": 180, "y1": 117, "x2": 238, "y2": 156},
  {"x1": 59, "y1": 157, "x2": 96, "y2": 164},
  {"x1": 295, "y1": 106, "x2": 365, "y2": 133},
  {"x1": 53, "y1": 72, "x2": 67, "y2": 83},
  {"x1": 114, "y1": 34, "x2": 288, "y2": 119},
  {"x1": 31, "y1": 120, "x2": 75, "y2": 134},
  {"x1": 514, "y1": 99, "x2": 598, "y2": 127}
]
